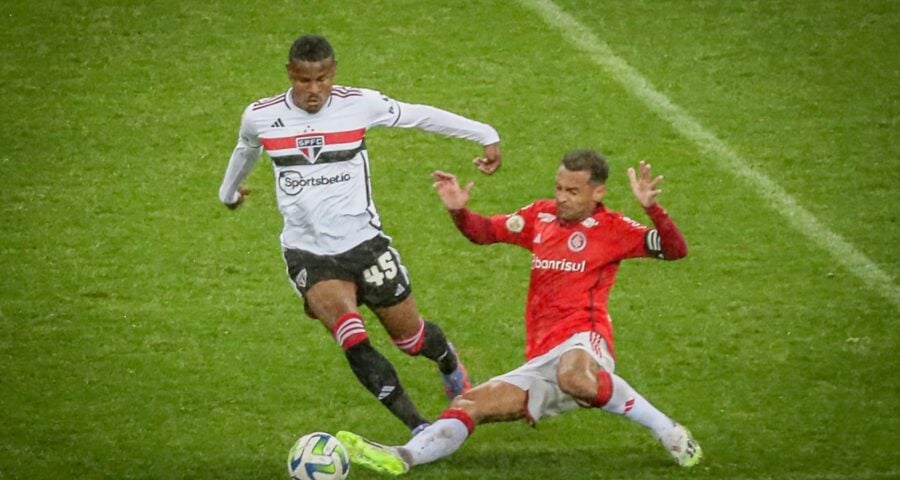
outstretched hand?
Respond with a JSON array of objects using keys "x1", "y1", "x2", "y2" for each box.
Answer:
[
  {"x1": 431, "y1": 171, "x2": 474, "y2": 210},
  {"x1": 627, "y1": 161, "x2": 663, "y2": 208},
  {"x1": 472, "y1": 143, "x2": 501, "y2": 175}
]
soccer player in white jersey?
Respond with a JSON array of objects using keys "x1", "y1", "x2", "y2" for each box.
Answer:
[
  {"x1": 218, "y1": 34, "x2": 501, "y2": 434},
  {"x1": 336, "y1": 149, "x2": 702, "y2": 474}
]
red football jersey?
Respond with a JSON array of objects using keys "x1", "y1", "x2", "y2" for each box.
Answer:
[{"x1": 454, "y1": 199, "x2": 683, "y2": 361}]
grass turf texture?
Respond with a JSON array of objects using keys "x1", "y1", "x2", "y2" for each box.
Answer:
[{"x1": 1, "y1": 0, "x2": 898, "y2": 479}]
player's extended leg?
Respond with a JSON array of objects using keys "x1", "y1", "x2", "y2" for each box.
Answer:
[
  {"x1": 373, "y1": 295, "x2": 472, "y2": 399},
  {"x1": 338, "y1": 380, "x2": 527, "y2": 474},
  {"x1": 403, "y1": 380, "x2": 527, "y2": 464},
  {"x1": 557, "y1": 349, "x2": 703, "y2": 467},
  {"x1": 306, "y1": 280, "x2": 428, "y2": 431}
]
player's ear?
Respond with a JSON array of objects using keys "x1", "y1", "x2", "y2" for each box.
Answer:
[{"x1": 592, "y1": 184, "x2": 607, "y2": 202}]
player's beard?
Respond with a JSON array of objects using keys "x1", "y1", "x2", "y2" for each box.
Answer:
[{"x1": 557, "y1": 203, "x2": 590, "y2": 223}]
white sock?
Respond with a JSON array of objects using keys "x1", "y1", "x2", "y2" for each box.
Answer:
[
  {"x1": 602, "y1": 373, "x2": 676, "y2": 438},
  {"x1": 399, "y1": 418, "x2": 469, "y2": 466}
]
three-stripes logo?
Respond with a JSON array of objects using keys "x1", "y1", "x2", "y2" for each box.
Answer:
[
  {"x1": 645, "y1": 229, "x2": 663, "y2": 258},
  {"x1": 378, "y1": 385, "x2": 395, "y2": 400},
  {"x1": 270, "y1": 118, "x2": 285, "y2": 128}
]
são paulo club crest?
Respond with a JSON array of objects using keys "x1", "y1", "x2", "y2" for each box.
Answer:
[{"x1": 296, "y1": 135, "x2": 324, "y2": 163}]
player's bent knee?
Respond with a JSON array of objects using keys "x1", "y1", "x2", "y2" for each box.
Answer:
[
  {"x1": 449, "y1": 381, "x2": 529, "y2": 424},
  {"x1": 446, "y1": 381, "x2": 492, "y2": 413},
  {"x1": 557, "y1": 368, "x2": 595, "y2": 402}
]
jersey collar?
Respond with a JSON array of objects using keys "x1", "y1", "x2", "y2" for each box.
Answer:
[{"x1": 284, "y1": 88, "x2": 333, "y2": 114}]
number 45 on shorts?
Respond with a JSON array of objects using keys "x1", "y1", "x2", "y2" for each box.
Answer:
[{"x1": 364, "y1": 252, "x2": 398, "y2": 286}]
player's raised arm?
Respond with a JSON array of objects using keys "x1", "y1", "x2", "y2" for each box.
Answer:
[
  {"x1": 431, "y1": 170, "x2": 474, "y2": 211},
  {"x1": 431, "y1": 171, "x2": 498, "y2": 245},
  {"x1": 387, "y1": 101, "x2": 501, "y2": 175},
  {"x1": 627, "y1": 160, "x2": 663, "y2": 208},
  {"x1": 627, "y1": 161, "x2": 687, "y2": 260}
]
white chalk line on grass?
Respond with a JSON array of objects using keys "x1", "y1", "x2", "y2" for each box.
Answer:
[
  {"x1": 731, "y1": 472, "x2": 900, "y2": 480},
  {"x1": 520, "y1": 0, "x2": 900, "y2": 311}
]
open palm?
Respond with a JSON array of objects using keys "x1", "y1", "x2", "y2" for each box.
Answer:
[{"x1": 628, "y1": 161, "x2": 663, "y2": 208}]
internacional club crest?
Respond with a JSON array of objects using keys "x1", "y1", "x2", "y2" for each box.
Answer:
[{"x1": 567, "y1": 231, "x2": 587, "y2": 252}]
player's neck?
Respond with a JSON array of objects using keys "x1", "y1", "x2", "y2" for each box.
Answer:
[
  {"x1": 287, "y1": 88, "x2": 330, "y2": 114},
  {"x1": 559, "y1": 203, "x2": 604, "y2": 226}
]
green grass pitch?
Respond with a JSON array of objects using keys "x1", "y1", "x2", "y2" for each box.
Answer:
[{"x1": 1, "y1": 1, "x2": 897, "y2": 479}]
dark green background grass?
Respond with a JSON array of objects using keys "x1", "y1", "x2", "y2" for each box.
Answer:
[{"x1": 1, "y1": 1, "x2": 897, "y2": 478}]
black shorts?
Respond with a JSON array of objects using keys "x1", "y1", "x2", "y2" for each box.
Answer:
[{"x1": 283, "y1": 235, "x2": 413, "y2": 309}]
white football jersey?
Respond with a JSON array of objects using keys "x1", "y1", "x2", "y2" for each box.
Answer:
[{"x1": 220, "y1": 86, "x2": 499, "y2": 255}]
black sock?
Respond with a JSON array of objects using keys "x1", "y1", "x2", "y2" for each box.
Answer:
[
  {"x1": 344, "y1": 340, "x2": 428, "y2": 429},
  {"x1": 419, "y1": 321, "x2": 458, "y2": 375}
]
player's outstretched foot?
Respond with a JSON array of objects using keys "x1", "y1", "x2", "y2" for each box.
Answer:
[
  {"x1": 336, "y1": 431, "x2": 409, "y2": 476},
  {"x1": 658, "y1": 424, "x2": 703, "y2": 467},
  {"x1": 442, "y1": 343, "x2": 472, "y2": 399}
]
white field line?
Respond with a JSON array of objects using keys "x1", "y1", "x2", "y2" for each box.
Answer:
[
  {"x1": 520, "y1": 0, "x2": 900, "y2": 311},
  {"x1": 731, "y1": 473, "x2": 900, "y2": 480}
]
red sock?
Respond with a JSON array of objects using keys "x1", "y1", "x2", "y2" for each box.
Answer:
[
  {"x1": 439, "y1": 408, "x2": 476, "y2": 435},
  {"x1": 331, "y1": 313, "x2": 368, "y2": 350},
  {"x1": 392, "y1": 318, "x2": 425, "y2": 355},
  {"x1": 593, "y1": 370, "x2": 614, "y2": 407}
]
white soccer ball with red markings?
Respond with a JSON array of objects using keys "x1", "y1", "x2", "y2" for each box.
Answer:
[{"x1": 287, "y1": 432, "x2": 349, "y2": 480}]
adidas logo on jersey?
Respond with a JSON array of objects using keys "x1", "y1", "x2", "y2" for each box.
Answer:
[{"x1": 270, "y1": 118, "x2": 285, "y2": 128}]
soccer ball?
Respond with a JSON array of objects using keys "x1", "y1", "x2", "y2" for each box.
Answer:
[{"x1": 287, "y1": 432, "x2": 350, "y2": 480}]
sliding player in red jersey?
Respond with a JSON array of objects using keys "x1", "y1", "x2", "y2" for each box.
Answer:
[
  {"x1": 219, "y1": 34, "x2": 501, "y2": 434},
  {"x1": 337, "y1": 149, "x2": 702, "y2": 473}
]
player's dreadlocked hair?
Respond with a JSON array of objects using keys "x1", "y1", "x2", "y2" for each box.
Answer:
[
  {"x1": 561, "y1": 149, "x2": 609, "y2": 185},
  {"x1": 289, "y1": 34, "x2": 335, "y2": 63}
]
